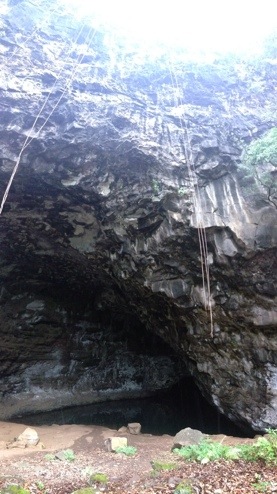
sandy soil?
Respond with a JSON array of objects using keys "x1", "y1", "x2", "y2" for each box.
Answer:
[{"x1": 0, "y1": 421, "x2": 276, "y2": 494}]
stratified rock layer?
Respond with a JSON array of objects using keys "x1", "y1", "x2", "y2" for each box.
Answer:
[{"x1": 0, "y1": 0, "x2": 276, "y2": 430}]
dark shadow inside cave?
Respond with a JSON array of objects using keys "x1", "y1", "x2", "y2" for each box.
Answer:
[
  {"x1": 11, "y1": 377, "x2": 254, "y2": 437},
  {"x1": 0, "y1": 284, "x2": 255, "y2": 437}
]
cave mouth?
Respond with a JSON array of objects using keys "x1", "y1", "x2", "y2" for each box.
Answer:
[
  {"x1": 10, "y1": 377, "x2": 254, "y2": 438},
  {"x1": 0, "y1": 284, "x2": 255, "y2": 436}
]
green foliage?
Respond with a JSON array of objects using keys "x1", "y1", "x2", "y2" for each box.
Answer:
[
  {"x1": 245, "y1": 128, "x2": 277, "y2": 167},
  {"x1": 173, "y1": 431, "x2": 277, "y2": 464},
  {"x1": 35, "y1": 481, "x2": 45, "y2": 492},
  {"x1": 174, "y1": 482, "x2": 193, "y2": 494},
  {"x1": 239, "y1": 433, "x2": 277, "y2": 463},
  {"x1": 173, "y1": 439, "x2": 234, "y2": 463},
  {"x1": 242, "y1": 128, "x2": 277, "y2": 205},
  {"x1": 114, "y1": 445, "x2": 137, "y2": 456},
  {"x1": 90, "y1": 473, "x2": 108, "y2": 484},
  {"x1": 252, "y1": 472, "x2": 275, "y2": 492},
  {"x1": 151, "y1": 459, "x2": 177, "y2": 471},
  {"x1": 178, "y1": 187, "x2": 188, "y2": 197},
  {"x1": 151, "y1": 179, "x2": 161, "y2": 195},
  {"x1": 252, "y1": 480, "x2": 272, "y2": 492},
  {"x1": 62, "y1": 449, "x2": 75, "y2": 461},
  {"x1": 0, "y1": 487, "x2": 30, "y2": 494},
  {"x1": 44, "y1": 449, "x2": 75, "y2": 462}
]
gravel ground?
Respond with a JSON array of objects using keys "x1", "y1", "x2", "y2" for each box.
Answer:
[{"x1": 0, "y1": 422, "x2": 276, "y2": 493}]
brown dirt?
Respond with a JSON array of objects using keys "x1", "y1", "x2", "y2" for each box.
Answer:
[{"x1": 0, "y1": 421, "x2": 276, "y2": 493}]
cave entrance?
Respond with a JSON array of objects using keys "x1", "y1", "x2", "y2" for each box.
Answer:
[{"x1": 11, "y1": 377, "x2": 253, "y2": 437}]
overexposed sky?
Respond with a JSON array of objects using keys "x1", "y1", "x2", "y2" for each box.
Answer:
[{"x1": 61, "y1": 0, "x2": 277, "y2": 54}]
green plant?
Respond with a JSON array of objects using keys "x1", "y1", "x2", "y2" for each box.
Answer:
[
  {"x1": 151, "y1": 459, "x2": 177, "y2": 471},
  {"x1": 90, "y1": 473, "x2": 108, "y2": 484},
  {"x1": 0, "y1": 486, "x2": 30, "y2": 494},
  {"x1": 239, "y1": 436, "x2": 277, "y2": 463},
  {"x1": 252, "y1": 480, "x2": 272, "y2": 492},
  {"x1": 243, "y1": 127, "x2": 277, "y2": 207},
  {"x1": 266, "y1": 427, "x2": 277, "y2": 440},
  {"x1": 178, "y1": 187, "x2": 188, "y2": 197},
  {"x1": 244, "y1": 128, "x2": 277, "y2": 167},
  {"x1": 62, "y1": 449, "x2": 75, "y2": 462},
  {"x1": 151, "y1": 179, "x2": 160, "y2": 195},
  {"x1": 173, "y1": 431, "x2": 277, "y2": 465},
  {"x1": 35, "y1": 481, "x2": 45, "y2": 492},
  {"x1": 173, "y1": 439, "x2": 233, "y2": 463},
  {"x1": 174, "y1": 482, "x2": 193, "y2": 494},
  {"x1": 114, "y1": 445, "x2": 137, "y2": 456},
  {"x1": 252, "y1": 473, "x2": 275, "y2": 493}
]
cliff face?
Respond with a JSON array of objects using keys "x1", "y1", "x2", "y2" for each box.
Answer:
[{"x1": 0, "y1": 0, "x2": 276, "y2": 430}]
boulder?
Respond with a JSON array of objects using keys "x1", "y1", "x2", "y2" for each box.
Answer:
[
  {"x1": 118, "y1": 426, "x2": 128, "y2": 433},
  {"x1": 127, "y1": 423, "x2": 142, "y2": 435},
  {"x1": 7, "y1": 427, "x2": 39, "y2": 449},
  {"x1": 173, "y1": 427, "x2": 206, "y2": 449}
]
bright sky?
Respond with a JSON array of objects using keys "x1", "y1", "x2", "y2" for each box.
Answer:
[{"x1": 61, "y1": 0, "x2": 277, "y2": 55}]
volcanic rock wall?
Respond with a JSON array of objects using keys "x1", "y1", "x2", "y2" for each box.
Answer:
[{"x1": 0, "y1": 0, "x2": 276, "y2": 429}]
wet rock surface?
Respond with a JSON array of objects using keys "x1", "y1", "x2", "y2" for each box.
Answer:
[{"x1": 0, "y1": 0, "x2": 276, "y2": 430}]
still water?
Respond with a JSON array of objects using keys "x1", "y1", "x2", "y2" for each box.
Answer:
[{"x1": 12, "y1": 378, "x2": 253, "y2": 437}]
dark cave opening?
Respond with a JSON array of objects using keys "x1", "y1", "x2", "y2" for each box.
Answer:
[{"x1": 11, "y1": 376, "x2": 254, "y2": 438}]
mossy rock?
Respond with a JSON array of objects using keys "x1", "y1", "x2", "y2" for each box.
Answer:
[{"x1": 0, "y1": 486, "x2": 30, "y2": 494}]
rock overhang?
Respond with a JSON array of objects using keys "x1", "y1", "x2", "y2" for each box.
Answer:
[{"x1": 0, "y1": 0, "x2": 276, "y2": 430}]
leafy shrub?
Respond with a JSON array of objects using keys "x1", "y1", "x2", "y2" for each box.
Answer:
[
  {"x1": 62, "y1": 449, "x2": 75, "y2": 461},
  {"x1": 173, "y1": 439, "x2": 234, "y2": 463},
  {"x1": 242, "y1": 128, "x2": 277, "y2": 206},
  {"x1": 239, "y1": 433, "x2": 277, "y2": 463},
  {"x1": 173, "y1": 430, "x2": 277, "y2": 464},
  {"x1": 114, "y1": 445, "x2": 137, "y2": 456},
  {"x1": 244, "y1": 128, "x2": 277, "y2": 167}
]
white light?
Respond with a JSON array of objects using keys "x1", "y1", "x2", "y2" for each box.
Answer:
[{"x1": 61, "y1": 0, "x2": 277, "y2": 55}]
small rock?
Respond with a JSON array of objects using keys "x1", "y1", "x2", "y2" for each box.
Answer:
[
  {"x1": 127, "y1": 422, "x2": 141, "y2": 435},
  {"x1": 104, "y1": 436, "x2": 127, "y2": 452},
  {"x1": 17, "y1": 427, "x2": 40, "y2": 446},
  {"x1": 173, "y1": 427, "x2": 205, "y2": 449},
  {"x1": 7, "y1": 440, "x2": 27, "y2": 449},
  {"x1": 6, "y1": 427, "x2": 40, "y2": 449},
  {"x1": 118, "y1": 426, "x2": 128, "y2": 433}
]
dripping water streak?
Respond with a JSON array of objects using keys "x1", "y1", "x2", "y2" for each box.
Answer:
[{"x1": 167, "y1": 57, "x2": 214, "y2": 337}]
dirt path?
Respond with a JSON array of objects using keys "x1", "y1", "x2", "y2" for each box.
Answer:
[{"x1": 0, "y1": 421, "x2": 276, "y2": 494}]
